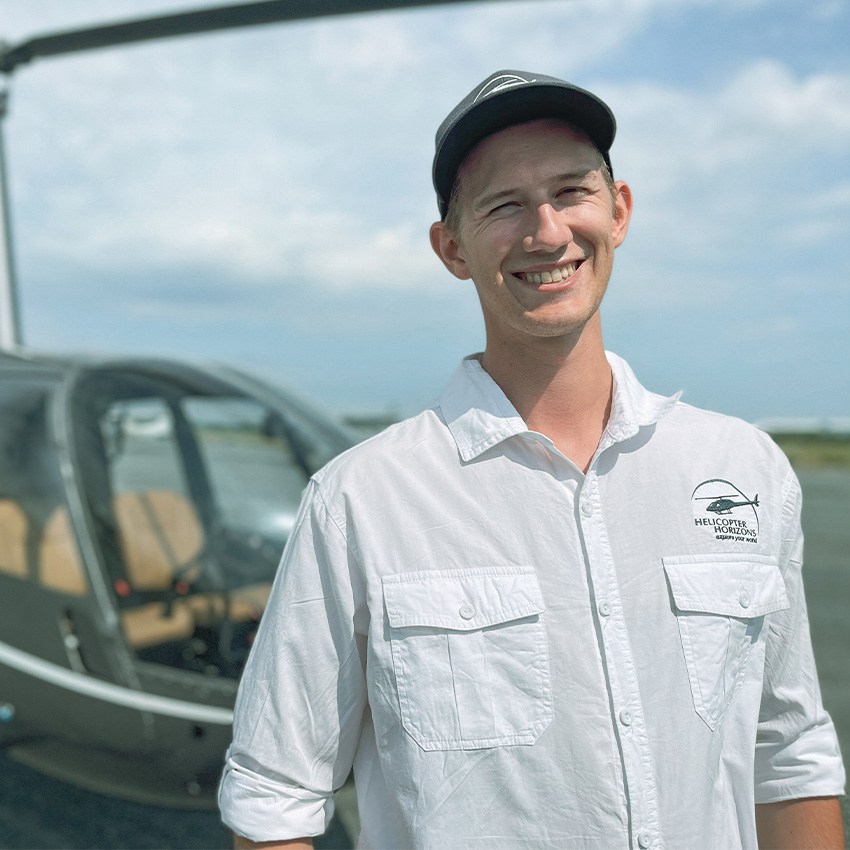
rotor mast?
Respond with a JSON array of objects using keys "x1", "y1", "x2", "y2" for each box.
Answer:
[{"x1": 0, "y1": 89, "x2": 21, "y2": 350}]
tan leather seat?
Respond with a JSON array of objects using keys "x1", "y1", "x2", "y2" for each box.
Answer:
[
  {"x1": 187, "y1": 582, "x2": 272, "y2": 626},
  {"x1": 112, "y1": 490, "x2": 204, "y2": 590},
  {"x1": 112, "y1": 491, "x2": 270, "y2": 644},
  {"x1": 230, "y1": 582, "x2": 273, "y2": 621},
  {"x1": 112, "y1": 490, "x2": 202, "y2": 648},
  {"x1": 0, "y1": 500, "x2": 27, "y2": 579},
  {"x1": 120, "y1": 600, "x2": 194, "y2": 650},
  {"x1": 39, "y1": 508, "x2": 89, "y2": 596}
]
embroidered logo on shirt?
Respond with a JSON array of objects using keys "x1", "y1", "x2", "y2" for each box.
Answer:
[{"x1": 692, "y1": 479, "x2": 760, "y2": 544}]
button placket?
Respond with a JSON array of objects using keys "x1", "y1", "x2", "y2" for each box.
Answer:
[{"x1": 577, "y1": 469, "x2": 663, "y2": 850}]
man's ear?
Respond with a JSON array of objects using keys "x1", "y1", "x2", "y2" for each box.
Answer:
[
  {"x1": 430, "y1": 222, "x2": 472, "y2": 280},
  {"x1": 611, "y1": 181, "x2": 633, "y2": 248}
]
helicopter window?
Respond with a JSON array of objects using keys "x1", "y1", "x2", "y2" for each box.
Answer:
[
  {"x1": 181, "y1": 397, "x2": 316, "y2": 543},
  {"x1": 0, "y1": 382, "x2": 89, "y2": 596},
  {"x1": 101, "y1": 398, "x2": 189, "y2": 498}
]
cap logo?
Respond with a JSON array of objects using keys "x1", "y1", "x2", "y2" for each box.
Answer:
[{"x1": 473, "y1": 73, "x2": 537, "y2": 103}]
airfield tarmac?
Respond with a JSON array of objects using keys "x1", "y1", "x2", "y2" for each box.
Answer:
[{"x1": 0, "y1": 467, "x2": 847, "y2": 850}]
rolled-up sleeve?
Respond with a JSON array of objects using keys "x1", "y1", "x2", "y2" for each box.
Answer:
[
  {"x1": 219, "y1": 478, "x2": 368, "y2": 842},
  {"x1": 754, "y1": 468, "x2": 846, "y2": 802}
]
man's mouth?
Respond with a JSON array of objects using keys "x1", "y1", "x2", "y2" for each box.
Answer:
[{"x1": 516, "y1": 260, "x2": 582, "y2": 285}]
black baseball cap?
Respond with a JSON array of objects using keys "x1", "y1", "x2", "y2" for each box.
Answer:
[{"x1": 433, "y1": 70, "x2": 616, "y2": 219}]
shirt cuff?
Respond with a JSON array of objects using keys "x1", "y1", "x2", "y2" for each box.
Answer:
[
  {"x1": 218, "y1": 752, "x2": 334, "y2": 842},
  {"x1": 754, "y1": 718, "x2": 846, "y2": 804}
]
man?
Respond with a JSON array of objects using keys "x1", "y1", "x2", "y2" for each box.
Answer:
[{"x1": 219, "y1": 70, "x2": 845, "y2": 849}]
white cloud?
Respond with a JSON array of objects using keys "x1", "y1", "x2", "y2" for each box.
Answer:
[
  {"x1": 611, "y1": 59, "x2": 850, "y2": 181},
  {"x1": 717, "y1": 60, "x2": 850, "y2": 144},
  {"x1": 600, "y1": 59, "x2": 850, "y2": 293}
]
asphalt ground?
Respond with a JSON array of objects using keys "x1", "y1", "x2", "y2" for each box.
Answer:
[{"x1": 0, "y1": 468, "x2": 847, "y2": 849}]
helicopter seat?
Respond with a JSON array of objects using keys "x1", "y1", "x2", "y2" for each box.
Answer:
[
  {"x1": 186, "y1": 581, "x2": 272, "y2": 626},
  {"x1": 112, "y1": 490, "x2": 204, "y2": 591},
  {"x1": 120, "y1": 600, "x2": 195, "y2": 650},
  {"x1": 0, "y1": 499, "x2": 28, "y2": 579},
  {"x1": 112, "y1": 490, "x2": 203, "y2": 649},
  {"x1": 39, "y1": 507, "x2": 89, "y2": 596}
]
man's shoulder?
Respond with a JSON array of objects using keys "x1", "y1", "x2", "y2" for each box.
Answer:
[
  {"x1": 665, "y1": 398, "x2": 775, "y2": 440},
  {"x1": 313, "y1": 406, "x2": 452, "y2": 491},
  {"x1": 661, "y1": 398, "x2": 793, "y2": 473}
]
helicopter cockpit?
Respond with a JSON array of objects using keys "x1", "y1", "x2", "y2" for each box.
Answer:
[
  {"x1": 0, "y1": 353, "x2": 353, "y2": 803},
  {"x1": 72, "y1": 362, "x2": 347, "y2": 678}
]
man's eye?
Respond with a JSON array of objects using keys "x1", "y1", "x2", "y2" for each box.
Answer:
[{"x1": 489, "y1": 201, "x2": 519, "y2": 214}]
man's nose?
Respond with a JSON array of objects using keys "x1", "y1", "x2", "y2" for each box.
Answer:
[{"x1": 523, "y1": 204, "x2": 572, "y2": 253}]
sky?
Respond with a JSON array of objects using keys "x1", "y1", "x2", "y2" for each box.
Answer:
[{"x1": 1, "y1": 0, "x2": 849, "y2": 422}]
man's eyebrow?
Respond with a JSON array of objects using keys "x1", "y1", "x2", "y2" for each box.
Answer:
[{"x1": 472, "y1": 170, "x2": 596, "y2": 211}]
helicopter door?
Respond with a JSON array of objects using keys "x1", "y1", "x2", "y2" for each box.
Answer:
[
  {"x1": 74, "y1": 368, "x2": 350, "y2": 683},
  {"x1": 94, "y1": 395, "x2": 210, "y2": 667}
]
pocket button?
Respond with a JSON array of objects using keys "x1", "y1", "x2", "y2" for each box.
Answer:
[
  {"x1": 739, "y1": 591, "x2": 751, "y2": 609},
  {"x1": 459, "y1": 602, "x2": 475, "y2": 620}
]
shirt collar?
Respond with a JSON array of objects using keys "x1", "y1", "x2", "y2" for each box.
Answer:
[{"x1": 438, "y1": 352, "x2": 681, "y2": 462}]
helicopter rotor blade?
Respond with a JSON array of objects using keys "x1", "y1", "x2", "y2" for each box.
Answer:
[{"x1": 0, "y1": 0, "x2": 510, "y2": 75}]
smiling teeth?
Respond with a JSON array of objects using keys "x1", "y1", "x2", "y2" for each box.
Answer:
[{"x1": 520, "y1": 262, "x2": 577, "y2": 284}]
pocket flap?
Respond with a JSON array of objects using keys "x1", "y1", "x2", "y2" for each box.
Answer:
[
  {"x1": 663, "y1": 554, "x2": 789, "y2": 617},
  {"x1": 383, "y1": 566, "x2": 544, "y2": 631}
]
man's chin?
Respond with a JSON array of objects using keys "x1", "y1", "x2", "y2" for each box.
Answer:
[{"x1": 515, "y1": 305, "x2": 603, "y2": 339}]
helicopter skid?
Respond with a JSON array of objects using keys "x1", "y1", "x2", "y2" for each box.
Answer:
[{"x1": 6, "y1": 738, "x2": 219, "y2": 810}]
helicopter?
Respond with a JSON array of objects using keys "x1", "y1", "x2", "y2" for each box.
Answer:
[
  {"x1": 704, "y1": 494, "x2": 760, "y2": 515},
  {"x1": 0, "y1": 0, "x2": 501, "y2": 808}
]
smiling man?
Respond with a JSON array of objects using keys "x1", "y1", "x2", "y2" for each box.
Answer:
[{"x1": 219, "y1": 71, "x2": 845, "y2": 850}]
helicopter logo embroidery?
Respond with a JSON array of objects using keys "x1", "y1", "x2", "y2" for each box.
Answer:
[
  {"x1": 692, "y1": 479, "x2": 760, "y2": 544},
  {"x1": 705, "y1": 494, "x2": 759, "y2": 515}
]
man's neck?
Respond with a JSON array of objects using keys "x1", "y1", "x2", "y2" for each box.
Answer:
[{"x1": 480, "y1": 319, "x2": 612, "y2": 473}]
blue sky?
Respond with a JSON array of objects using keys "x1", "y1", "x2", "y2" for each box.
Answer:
[{"x1": 3, "y1": 0, "x2": 849, "y2": 421}]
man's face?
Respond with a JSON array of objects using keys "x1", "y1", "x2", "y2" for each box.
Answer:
[{"x1": 430, "y1": 119, "x2": 632, "y2": 345}]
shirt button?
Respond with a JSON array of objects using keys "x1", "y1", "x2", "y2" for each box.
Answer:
[
  {"x1": 459, "y1": 603, "x2": 475, "y2": 620},
  {"x1": 618, "y1": 709, "x2": 632, "y2": 726},
  {"x1": 739, "y1": 591, "x2": 751, "y2": 609},
  {"x1": 581, "y1": 499, "x2": 593, "y2": 517},
  {"x1": 637, "y1": 832, "x2": 652, "y2": 848},
  {"x1": 598, "y1": 600, "x2": 612, "y2": 617}
]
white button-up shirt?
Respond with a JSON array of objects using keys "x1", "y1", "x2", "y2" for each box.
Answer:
[{"x1": 219, "y1": 353, "x2": 845, "y2": 850}]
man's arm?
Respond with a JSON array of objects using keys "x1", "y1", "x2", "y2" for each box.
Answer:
[
  {"x1": 233, "y1": 835, "x2": 313, "y2": 849},
  {"x1": 219, "y1": 480, "x2": 368, "y2": 845},
  {"x1": 755, "y1": 796, "x2": 845, "y2": 849},
  {"x1": 754, "y1": 469, "x2": 845, "y2": 840}
]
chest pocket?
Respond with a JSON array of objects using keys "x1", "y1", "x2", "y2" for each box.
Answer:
[
  {"x1": 663, "y1": 554, "x2": 789, "y2": 730},
  {"x1": 382, "y1": 566, "x2": 553, "y2": 751}
]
